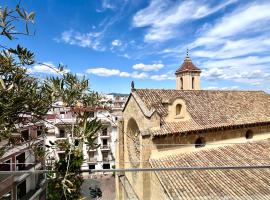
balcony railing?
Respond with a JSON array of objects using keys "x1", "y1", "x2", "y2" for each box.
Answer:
[
  {"x1": 102, "y1": 157, "x2": 110, "y2": 162},
  {"x1": 14, "y1": 162, "x2": 42, "y2": 183},
  {"x1": 100, "y1": 132, "x2": 110, "y2": 138},
  {"x1": 100, "y1": 145, "x2": 110, "y2": 151},
  {"x1": 88, "y1": 157, "x2": 97, "y2": 163}
]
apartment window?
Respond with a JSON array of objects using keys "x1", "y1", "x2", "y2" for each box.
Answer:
[
  {"x1": 16, "y1": 152, "x2": 25, "y2": 170},
  {"x1": 195, "y1": 137, "x2": 206, "y2": 148},
  {"x1": 89, "y1": 164, "x2": 95, "y2": 170},
  {"x1": 102, "y1": 139, "x2": 108, "y2": 146},
  {"x1": 59, "y1": 129, "x2": 65, "y2": 138},
  {"x1": 102, "y1": 128, "x2": 107, "y2": 136},
  {"x1": 37, "y1": 126, "x2": 42, "y2": 137},
  {"x1": 0, "y1": 159, "x2": 11, "y2": 171},
  {"x1": 21, "y1": 130, "x2": 29, "y2": 141},
  {"x1": 192, "y1": 77, "x2": 195, "y2": 89},
  {"x1": 103, "y1": 164, "x2": 110, "y2": 169},
  {"x1": 74, "y1": 139, "x2": 79, "y2": 146},
  {"x1": 17, "y1": 180, "x2": 26, "y2": 199},
  {"x1": 102, "y1": 152, "x2": 109, "y2": 162},
  {"x1": 58, "y1": 153, "x2": 65, "y2": 160}
]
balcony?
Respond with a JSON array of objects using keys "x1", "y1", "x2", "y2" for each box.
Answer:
[
  {"x1": 87, "y1": 146, "x2": 97, "y2": 152},
  {"x1": 100, "y1": 145, "x2": 110, "y2": 151},
  {"x1": 88, "y1": 157, "x2": 97, "y2": 163},
  {"x1": 100, "y1": 132, "x2": 110, "y2": 138},
  {"x1": 14, "y1": 162, "x2": 42, "y2": 183},
  {"x1": 102, "y1": 157, "x2": 110, "y2": 162}
]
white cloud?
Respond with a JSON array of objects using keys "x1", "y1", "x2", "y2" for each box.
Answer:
[
  {"x1": 119, "y1": 72, "x2": 130, "y2": 77},
  {"x1": 85, "y1": 68, "x2": 148, "y2": 79},
  {"x1": 150, "y1": 74, "x2": 174, "y2": 81},
  {"x1": 133, "y1": 0, "x2": 237, "y2": 42},
  {"x1": 191, "y1": 2, "x2": 270, "y2": 49},
  {"x1": 112, "y1": 39, "x2": 122, "y2": 46},
  {"x1": 207, "y1": 3, "x2": 270, "y2": 39},
  {"x1": 131, "y1": 72, "x2": 148, "y2": 79},
  {"x1": 132, "y1": 63, "x2": 164, "y2": 71},
  {"x1": 28, "y1": 62, "x2": 69, "y2": 75},
  {"x1": 193, "y1": 38, "x2": 270, "y2": 59},
  {"x1": 56, "y1": 29, "x2": 105, "y2": 51},
  {"x1": 86, "y1": 68, "x2": 120, "y2": 76}
]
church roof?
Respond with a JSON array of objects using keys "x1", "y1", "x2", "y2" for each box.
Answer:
[
  {"x1": 175, "y1": 56, "x2": 201, "y2": 74},
  {"x1": 132, "y1": 89, "x2": 270, "y2": 136},
  {"x1": 150, "y1": 138, "x2": 270, "y2": 199}
]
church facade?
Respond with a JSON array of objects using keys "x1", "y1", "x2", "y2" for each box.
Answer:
[{"x1": 115, "y1": 54, "x2": 270, "y2": 200}]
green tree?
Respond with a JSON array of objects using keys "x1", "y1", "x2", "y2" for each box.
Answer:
[{"x1": 0, "y1": 3, "x2": 102, "y2": 199}]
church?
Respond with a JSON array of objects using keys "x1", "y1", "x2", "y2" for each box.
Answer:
[{"x1": 115, "y1": 53, "x2": 270, "y2": 200}]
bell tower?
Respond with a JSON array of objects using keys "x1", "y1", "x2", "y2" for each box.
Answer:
[{"x1": 175, "y1": 50, "x2": 201, "y2": 90}]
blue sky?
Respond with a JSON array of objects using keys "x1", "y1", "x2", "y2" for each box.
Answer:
[{"x1": 2, "y1": 0, "x2": 270, "y2": 93}]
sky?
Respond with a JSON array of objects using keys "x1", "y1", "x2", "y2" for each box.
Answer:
[{"x1": 2, "y1": 0, "x2": 270, "y2": 93}]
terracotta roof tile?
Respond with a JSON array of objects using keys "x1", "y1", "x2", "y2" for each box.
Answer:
[
  {"x1": 150, "y1": 139, "x2": 270, "y2": 199},
  {"x1": 175, "y1": 57, "x2": 201, "y2": 74},
  {"x1": 135, "y1": 89, "x2": 270, "y2": 136}
]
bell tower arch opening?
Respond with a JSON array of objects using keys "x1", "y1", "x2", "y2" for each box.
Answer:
[{"x1": 175, "y1": 49, "x2": 201, "y2": 90}]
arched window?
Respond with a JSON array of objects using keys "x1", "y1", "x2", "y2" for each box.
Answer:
[
  {"x1": 176, "y1": 104, "x2": 182, "y2": 115},
  {"x1": 192, "y1": 77, "x2": 195, "y2": 89},
  {"x1": 195, "y1": 137, "x2": 206, "y2": 148},
  {"x1": 245, "y1": 129, "x2": 253, "y2": 139},
  {"x1": 180, "y1": 77, "x2": 183, "y2": 90}
]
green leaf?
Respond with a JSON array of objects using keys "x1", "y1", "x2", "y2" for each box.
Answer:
[
  {"x1": 28, "y1": 12, "x2": 35, "y2": 20},
  {"x1": 16, "y1": 5, "x2": 25, "y2": 18}
]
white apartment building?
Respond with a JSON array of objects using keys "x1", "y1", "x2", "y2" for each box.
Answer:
[
  {"x1": 45, "y1": 94, "x2": 128, "y2": 175},
  {"x1": 45, "y1": 106, "x2": 118, "y2": 173},
  {"x1": 0, "y1": 124, "x2": 46, "y2": 200}
]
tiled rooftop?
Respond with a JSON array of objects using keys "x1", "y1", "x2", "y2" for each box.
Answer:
[
  {"x1": 175, "y1": 57, "x2": 201, "y2": 74},
  {"x1": 150, "y1": 139, "x2": 270, "y2": 199},
  {"x1": 135, "y1": 89, "x2": 270, "y2": 135}
]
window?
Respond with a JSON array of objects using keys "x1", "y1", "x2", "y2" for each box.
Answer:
[
  {"x1": 181, "y1": 77, "x2": 183, "y2": 89},
  {"x1": 0, "y1": 159, "x2": 11, "y2": 171},
  {"x1": 17, "y1": 180, "x2": 26, "y2": 199},
  {"x1": 103, "y1": 164, "x2": 110, "y2": 169},
  {"x1": 58, "y1": 153, "x2": 65, "y2": 160},
  {"x1": 176, "y1": 104, "x2": 182, "y2": 116},
  {"x1": 192, "y1": 77, "x2": 195, "y2": 89},
  {"x1": 37, "y1": 126, "x2": 42, "y2": 137},
  {"x1": 103, "y1": 139, "x2": 108, "y2": 146},
  {"x1": 16, "y1": 152, "x2": 25, "y2": 170},
  {"x1": 59, "y1": 129, "x2": 65, "y2": 138},
  {"x1": 21, "y1": 130, "x2": 29, "y2": 141},
  {"x1": 102, "y1": 128, "x2": 107, "y2": 136},
  {"x1": 89, "y1": 164, "x2": 95, "y2": 170},
  {"x1": 245, "y1": 130, "x2": 253, "y2": 139},
  {"x1": 102, "y1": 152, "x2": 109, "y2": 162},
  {"x1": 195, "y1": 137, "x2": 206, "y2": 148}
]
